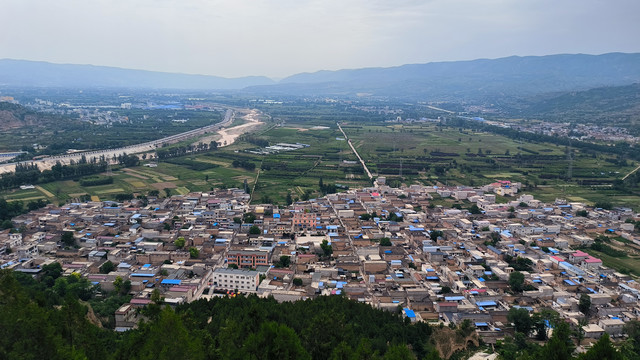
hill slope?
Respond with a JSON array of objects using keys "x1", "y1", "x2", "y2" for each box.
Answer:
[
  {"x1": 500, "y1": 83, "x2": 640, "y2": 130},
  {"x1": 0, "y1": 101, "x2": 73, "y2": 131},
  {"x1": 0, "y1": 59, "x2": 275, "y2": 89}
]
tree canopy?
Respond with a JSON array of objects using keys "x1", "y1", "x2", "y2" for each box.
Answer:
[
  {"x1": 3, "y1": 268, "x2": 640, "y2": 360},
  {"x1": 0, "y1": 269, "x2": 437, "y2": 360},
  {"x1": 509, "y1": 271, "x2": 525, "y2": 293}
]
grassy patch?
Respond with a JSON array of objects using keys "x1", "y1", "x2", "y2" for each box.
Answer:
[{"x1": 583, "y1": 248, "x2": 640, "y2": 276}]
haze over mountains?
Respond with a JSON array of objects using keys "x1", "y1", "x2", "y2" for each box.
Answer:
[
  {"x1": 2, "y1": 53, "x2": 640, "y2": 99},
  {"x1": 0, "y1": 59, "x2": 275, "y2": 90},
  {"x1": 268, "y1": 53, "x2": 640, "y2": 100}
]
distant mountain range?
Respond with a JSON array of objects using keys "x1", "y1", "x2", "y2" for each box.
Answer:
[
  {"x1": 0, "y1": 59, "x2": 275, "y2": 89},
  {"x1": 2, "y1": 53, "x2": 640, "y2": 99},
  {"x1": 263, "y1": 52, "x2": 640, "y2": 100}
]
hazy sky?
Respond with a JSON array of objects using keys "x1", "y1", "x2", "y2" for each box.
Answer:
[{"x1": 1, "y1": 0, "x2": 639, "y2": 78}]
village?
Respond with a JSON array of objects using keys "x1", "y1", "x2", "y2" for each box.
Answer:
[{"x1": 1, "y1": 178, "x2": 639, "y2": 347}]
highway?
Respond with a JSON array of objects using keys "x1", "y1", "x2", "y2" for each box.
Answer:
[{"x1": 0, "y1": 109, "x2": 235, "y2": 174}]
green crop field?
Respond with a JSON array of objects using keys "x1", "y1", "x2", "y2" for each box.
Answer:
[
  {"x1": 338, "y1": 122, "x2": 638, "y2": 204},
  {"x1": 2, "y1": 106, "x2": 640, "y2": 210}
]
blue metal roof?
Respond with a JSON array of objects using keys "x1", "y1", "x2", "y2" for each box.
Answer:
[
  {"x1": 445, "y1": 296, "x2": 465, "y2": 301},
  {"x1": 487, "y1": 245, "x2": 502, "y2": 255},
  {"x1": 403, "y1": 308, "x2": 416, "y2": 318},
  {"x1": 161, "y1": 279, "x2": 182, "y2": 285},
  {"x1": 476, "y1": 301, "x2": 497, "y2": 307}
]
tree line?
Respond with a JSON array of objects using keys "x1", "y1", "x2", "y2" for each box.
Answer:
[
  {"x1": 156, "y1": 141, "x2": 217, "y2": 160},
  {"x1": 0, "y1": 268, "x2": 435, "y2": 360},
  {"x1": 0, "y1": 152, "x2": 143, "y2": 191}
]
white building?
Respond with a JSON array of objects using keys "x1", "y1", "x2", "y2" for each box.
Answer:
[{"x1": 212, "y1": 268, "x2": 260, "y2": 293}]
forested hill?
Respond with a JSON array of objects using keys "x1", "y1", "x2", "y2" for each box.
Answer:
[
  {"x1": 0, "y1": 269, "x2": 436, "y2": 360},
  {"x1": 1, "y1": 268, "x2": 638, "y2": 360}
]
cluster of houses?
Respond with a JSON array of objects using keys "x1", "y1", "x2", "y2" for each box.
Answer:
[
  {"x1": 1, "y1": 181, "x2": 639, "y2": 343},
  {"x1": 508, "y1": 121, "x2": 638, "y2": 145}
]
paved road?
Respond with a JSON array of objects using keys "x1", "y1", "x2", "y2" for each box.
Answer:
[
  {"x1": 0, "y1": 109, "x2": 236, "y2": 174},
  {"x1": 336, "y1": 122, "x2": 373, "y2": 180},
  {"x1": 426, "y1": 105, "x2": 456, "y2": 114}
]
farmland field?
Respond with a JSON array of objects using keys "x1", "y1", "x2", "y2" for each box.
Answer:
[{"x1": 1, "y1": 104, "x2": 639, "y2": 210}]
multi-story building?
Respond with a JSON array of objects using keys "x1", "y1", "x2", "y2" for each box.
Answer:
[
  {"x1": 293, "y1": 211, "x2": 317, "y2": 230},
  {"x1": 212, "y1": 268, "x2": 260, "y2": 293},
  {"x1": 115, "y1": 303, "x2": 138, "y2": 330},
  {"x1": 227, "y1": 249, "x2": 269, "y2": 268}
]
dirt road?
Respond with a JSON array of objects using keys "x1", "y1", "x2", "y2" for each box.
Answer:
[{"x1": 199, "y1": 109, "x2": 263, "y2": 147}]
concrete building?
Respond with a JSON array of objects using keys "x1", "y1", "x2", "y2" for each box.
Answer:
[
  {"x1": 598, "y1": 318, "x2": 625, "y2": 336},
  {"x1": 212, "y1": 268, "x2": 260, "y2": 293},
  {"x1": 227, "y1": 249, "x2": 269, "y2": 268}
]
